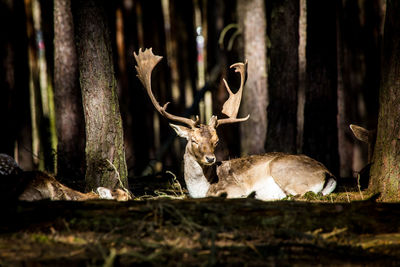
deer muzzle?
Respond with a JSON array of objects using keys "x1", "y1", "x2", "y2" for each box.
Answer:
[{"x1": 204, "y1": 155, "x2": 216, "y2": 165}]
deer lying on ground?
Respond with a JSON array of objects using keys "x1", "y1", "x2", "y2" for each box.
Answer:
[
  {"x1": 0, "y1": 154, "x2": 131, "y2": 201},
  {"x1": 134, "y1": 48, "x2": 337, "y2": 200}
]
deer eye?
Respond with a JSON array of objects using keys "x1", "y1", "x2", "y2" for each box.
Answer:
[
  {"x1": 214, "y1": 140, "x2": 219, "y2": 147},
  {"x1": 191, "y1": 139, "x2": 198, "y2": 145}
]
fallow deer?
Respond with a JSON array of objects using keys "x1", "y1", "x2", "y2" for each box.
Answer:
[
  {"x1": 134, "y1": 48, "x2": 337, "y2": 200},
  {"x1": 349, "y1": 124, "x2": 377, "y2": 189},
  {"x1": 0, "y1": 153, "x2": 131, "y2": 201},
  {"x1": 349, "y1": 124, "x2": 376, "y2": 163}
]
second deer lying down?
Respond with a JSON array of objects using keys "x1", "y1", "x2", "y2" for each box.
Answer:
[
  {"x1": 16, "y1": 171, "x2": 131, "y2": 201},
  {"x1": 134, "y1": 48, "x2": 337, "y2": 200},
  {"x1": 0, "y1": 154, "x2": 131, "y2": 201}
]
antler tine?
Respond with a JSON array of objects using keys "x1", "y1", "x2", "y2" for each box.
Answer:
[
  {"x1": 134, "y1": 48, "x2": 199, "y2": 128},
  {"x1": 217, "y1": 60, "x2": 250, "y2": 126}
]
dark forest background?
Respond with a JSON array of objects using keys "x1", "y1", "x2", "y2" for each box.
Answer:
[{"x1": 0, "y1": 0, "x2": 386, "y2": 191}]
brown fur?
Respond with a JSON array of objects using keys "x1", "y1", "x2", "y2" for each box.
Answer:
[
  {"x1": 0, "y1": 154, "x2": 131, "y2": 201},
  {"x1": 176, "y1": 123, "x2": 336, "y2": 199},
  {"x1": 207, "y1": 154, "x2": 281, "y2": 196},
  {"x1": 16, "y1": 171, "x2": 131, "y2": 201},
  {"x1": 136, "y1": 49, "x2": 336, "y2": 200},
  {"x1": 185, "y1": 125, "x2": 218, "y2": 165},
  {"x1": 207, "y1": 153, "x2": 334, "y2": 197},
  {"x1": 18, "y1": 171, "x2": 97, "y2": 201}
]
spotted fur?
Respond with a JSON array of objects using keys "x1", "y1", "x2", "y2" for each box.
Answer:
[
  {"x1": 171, "y1": 122, "x2": 336, "y2": 201},
  {"x1": 0, "y1": 154, "x2": 131, "y2": 201}
]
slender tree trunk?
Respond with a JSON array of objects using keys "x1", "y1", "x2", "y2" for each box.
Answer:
[
  {"x1": 207, "y1": 0, "x2": 241, "y2": 160},
  {"x1": 54, "y1": 0, "x2": 85, "y2": 187},
  {"x1": 118, "y1": 1, "x2": 142, "y2": 176},
  {"x1": 25, "y1": 0, "x2": 52, "y2": 171},
  {"x1": 169, "y1": 0, "x2": 197, "y2": 111},
  {"x1": 0, "y1": 0, "x2": 33, "y2": 170},
  {"x1": 116, "y1": 2, "x2": 136, "y2": 178},
  {"x1": 362, "y1": 0, "x2": 385, "y2": 129},
  {"x1": 337, "y1": 0, "x2": 362, "y2": 178},
  {"x1": 237, "y1": 0, "x2": 268, "y2": 156},
  {"x1": 0, "y1": 0, "x2": 18, "y2": 156},
  {"x1": 337, "y1": 0, "x2": 383, "y2": 178},
  {"x1": 15, "y1": 0, "x2": 33, "y2": 171},
  {"x1": 265, "y1": 0, "x2": 299, "y2": 153},
  {"x1": 303, "y1": 0, "x2": 339, "y2": 175},
  {"x1": 168, "y1": 0, "x2": 197, "y2": 169},
  {"x1": 73, "y1": 0, "x2": 128, "y2": 191},
  {"x1": 369, "y1": 0, "x2": 400, "y2": 201}
]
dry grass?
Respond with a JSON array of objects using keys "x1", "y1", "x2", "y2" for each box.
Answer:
[{"x1": 132, "y1": 171, "x2": 376, "y2": 204}]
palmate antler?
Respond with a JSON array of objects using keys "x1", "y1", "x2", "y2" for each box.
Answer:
[
  {"x1": 217, "y1": 61, "x2": 250, "y2": 126},
  {"x1": 134, "y1": 48, "x2": 199, "y2": 128},
  {"x1": 134, "y1": 48, "x2": 249, "y2": 128}
]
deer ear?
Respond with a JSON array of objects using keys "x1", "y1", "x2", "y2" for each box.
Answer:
[
  {"x1": 169, "y1": 123, "x2": 190, "y2": 139},
  {"x1": 97, "y1": 187, "x2": 113, "y2": 199},
  {"x1": 350, "y1": 124, "x2": 370, "y2": 143}
]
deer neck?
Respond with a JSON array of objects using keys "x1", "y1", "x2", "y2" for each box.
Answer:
[{"x1": 183, "y1": 147, "x2": 217, "y2": 198}]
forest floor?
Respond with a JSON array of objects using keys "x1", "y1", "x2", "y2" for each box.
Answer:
[{"x1": 1, "y1": 175, "x2": 400, "y2": 266}]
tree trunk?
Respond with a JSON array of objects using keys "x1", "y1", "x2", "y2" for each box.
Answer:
[
  {"x1": 134, "y1": 0, "x2": 169, "y2": 174},
  {"x1": 54, "y1": 0, "x2": 85, "y2": 187},
  {"x1": 369, "y1": 0, "x2": 400, "y2": 201},
  {"x1": 73, "y1": 0, "x2": 128, "y2": 191},
  {"x1": 0, "y1": 0, "x2": 33, "y2": 170},
  {"x1": 237, "y1": 0, "x2": 268, "y2": 156},
  {"x1": 207, "y1": 0, "x2": 242, "y2": 161},
  {"x1": 303, "y1": 0, "x2": 339, "y2": 175},
  {"x1": 337, "y1": 0, "x2": 383, "y2": 178},
  {"x1": 25, "y1": 0, "x2": 54, "y2": 171},
  {"x1": 167, "y1": 0, "x2": 197, "y2": 170},
  {"x1": 265, "y1": 0, "x2": 299, "y2": 153},
  {"x1": 118, "y1": 1, "x2": 143, "y2": 176}
]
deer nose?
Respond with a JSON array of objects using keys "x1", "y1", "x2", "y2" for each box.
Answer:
[{"x1": 205, "y1": 155, "x2": 216, "y2": 164}]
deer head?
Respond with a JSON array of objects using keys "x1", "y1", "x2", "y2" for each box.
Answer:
[
  {"x1": 169, "y1": 116, "x2": 219, "y2": 165},
  {"x1": 134, "y1": 48, "x2": 249, "y2": 166}
]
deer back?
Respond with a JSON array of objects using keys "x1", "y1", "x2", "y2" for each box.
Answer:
[
  {"x1": 17, "y1": 171, "x2": 131, "y2": 201},
  {"x1": 18, "y1": 171, "x2": 98, "y2": 201},
  {"x1": 209, "y1": 153, "x2": 335, "y2": 199},
  {"x1": 0, "y1": 154, "x2": 131, "y2": 201},
  {"x1": 268, "y1": 154, "x2": 334, "y2": 195}
]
